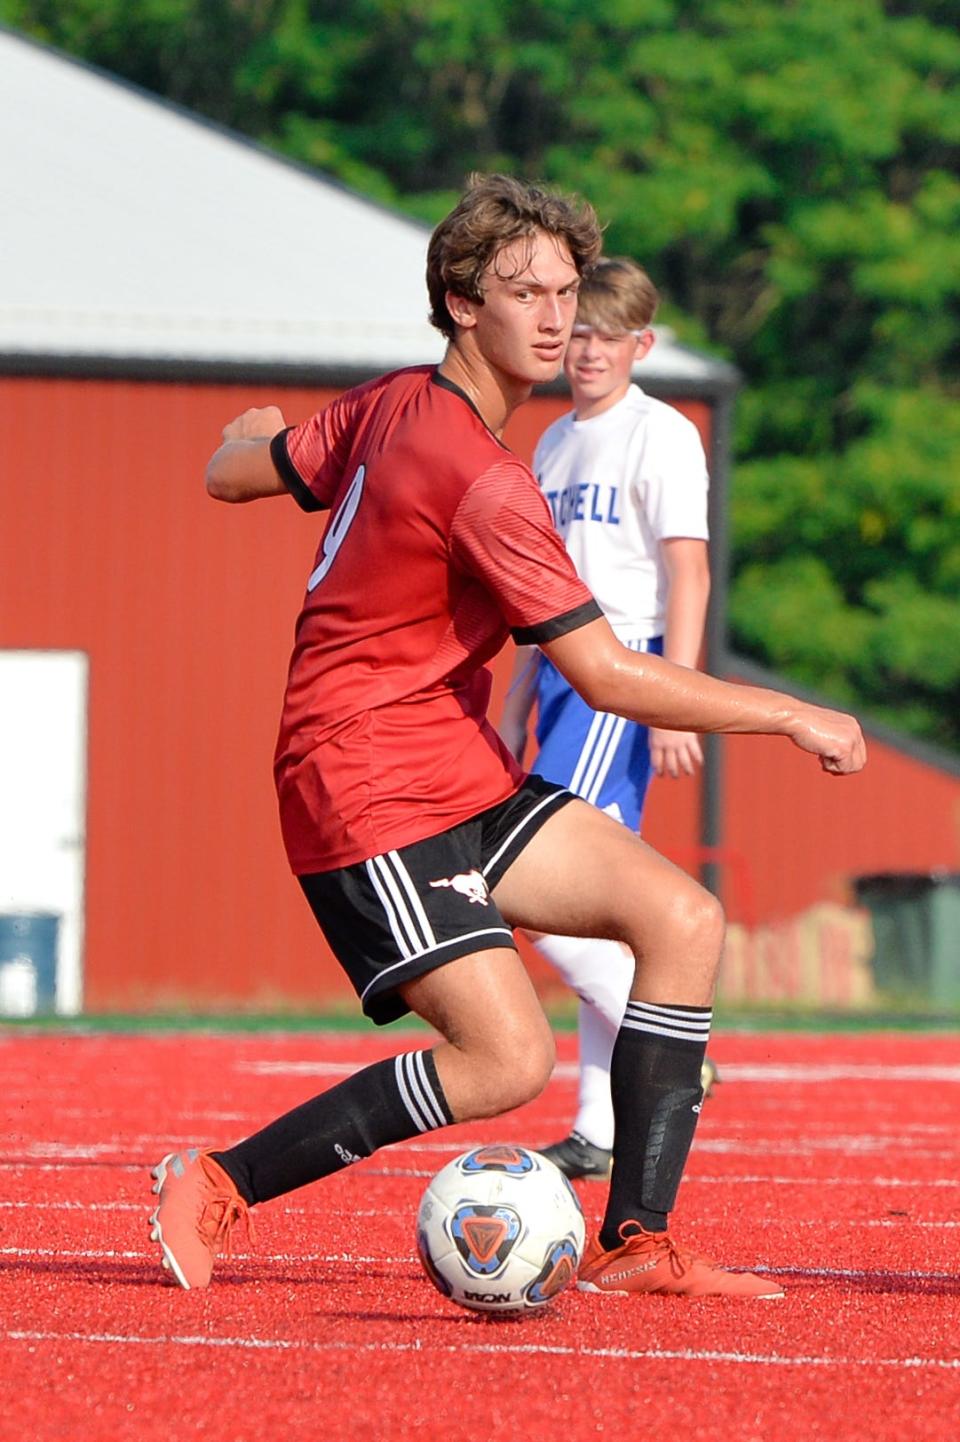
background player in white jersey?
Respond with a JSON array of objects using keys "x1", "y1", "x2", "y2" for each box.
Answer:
[{"x1": 501, "y1": 258, "x2": 714, "y2": 1180}]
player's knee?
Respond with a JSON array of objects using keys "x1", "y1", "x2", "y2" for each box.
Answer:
[
  {"x1": 670, "y1": 883, "x2": 725, "y2": 966},
  {"x1": 485, "y1": 1023, "x2": 555, "y2": 1113},
  {"x1": 512, "y1": 1028, "x2": 557, "y2": 1106},
  {"x1": 628, "y1": 875, "x2": 725, "y2": 981}
]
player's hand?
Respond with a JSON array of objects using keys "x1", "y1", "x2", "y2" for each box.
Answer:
[
  {"x1": 787, "y1": 704, "x2": 867, "y2": 775},
  {"x1": 222, "y1": 406, "x2": 287, "y2": 444},
  {"x1": 649, "y1": 728, "x2": 703, "y2": 778}
]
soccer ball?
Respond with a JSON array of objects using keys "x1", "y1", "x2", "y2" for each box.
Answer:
[{"x1": 416, "y1": 1144, "x2": 586, "y2": 1314}]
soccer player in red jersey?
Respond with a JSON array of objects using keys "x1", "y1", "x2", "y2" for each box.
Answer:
[{"x1": 149, "y1": 175, "x2": 866, "y2": 1298}]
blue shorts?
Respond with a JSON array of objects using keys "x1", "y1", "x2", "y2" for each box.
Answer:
[{"x1": 531, "y1": 637, "x2": 663, "y2": 832}]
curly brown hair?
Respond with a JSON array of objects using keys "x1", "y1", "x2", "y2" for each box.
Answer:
[{"x1": 426, "y1": 173, "x2": 603, "y2": 340}]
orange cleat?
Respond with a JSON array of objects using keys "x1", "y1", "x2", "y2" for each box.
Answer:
[
  {"x1": 578, "y1": 1222, "x2": 784, "y2": 1299},
  {"x1": 148, "y1": 1149, "x2": 252, "y2": 1290}
]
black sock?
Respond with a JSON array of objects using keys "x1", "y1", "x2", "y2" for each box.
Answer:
[
  {"x1": 213, "y1": 1049, "x2": 453, "y2": 1205},
  {"x1": 599, "y1": 1001, "x2": 711, "y2": 1252}
]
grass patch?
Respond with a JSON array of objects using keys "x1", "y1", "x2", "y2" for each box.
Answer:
[{"x1": 2, "y1": 1001, "x2": 959, "y2": 1034}]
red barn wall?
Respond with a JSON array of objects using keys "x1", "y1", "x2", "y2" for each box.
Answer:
[
  {"x1": 720, "y1": 729, "x2": 960, "y2": 925},
  {"x1": 2, "y1": 375, "x2": 956, "y2": 1011}
]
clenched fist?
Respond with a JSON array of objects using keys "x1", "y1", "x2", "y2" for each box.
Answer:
[
  {"x1": 788, "y1": 704, "x2": 866, "y2": 775},
  {"x1": 222, "y1": 406, "x2": 287, "y2": 444}
]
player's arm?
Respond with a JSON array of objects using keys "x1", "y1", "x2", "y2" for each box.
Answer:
[
  {"x1": 498, "y1": 646, "x2": 539, "y2": 763},
  {"x1": 650, "y1": 537, "x2": 711, "y2": 779},
  {"x1": 206, "y1": 407, "x2": 289, "y2": 503},
  {"x1": 451, "y1": 463, "x2": 862, "y2": 773},
  {"x1": 542, "y1": 615, "x2": 866, "y2": 775}
]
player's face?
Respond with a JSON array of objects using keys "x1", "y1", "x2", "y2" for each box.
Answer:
[
  {"x1": 564, "y1": 324, "x2": 653, "y2": 417},
  {"x1": 469, "y1": 231, "x2": 582, "y2": 385}
]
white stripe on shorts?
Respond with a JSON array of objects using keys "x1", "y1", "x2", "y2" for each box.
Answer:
[
  {"x1": 583, "y1": 713, "x2": 629, "y2": 805},
  {"x1": 386, "y1": 850, "x2": 437, "y2": 949},
  {"x1": 481, "y1": 787, "x2": 573, "y2": 880},
  {"x1": 568, "y1": 638, "x2": 647, "y2": 804},
  {"x1": 366, "y1": 853, "x2": 437, "y2": 957},
  {"x1": 365, "y1": 858, "x2": 417, "y2": 957},
  {"x1": 359, "y1": 928, "x2": 515, "y2": 1006},
  {"x1": 568, "y1": 707, "x2": 609, "y2": 796}
]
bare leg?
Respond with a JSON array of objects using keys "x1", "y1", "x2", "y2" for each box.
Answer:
[
  {"x1": 493, "y1": 799, "x2": 724, "y2": 1004},
  {"x1": 400, "y1": 947, "x2": 556, "y2": 1120},
  {"x1": 493, "y1": 798, "x2": 723, "y2": 1242}
]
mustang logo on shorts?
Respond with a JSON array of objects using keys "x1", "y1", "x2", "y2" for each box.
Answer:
[{"x1": 429, "y1": 869, "x2": 490, "y2": 905}]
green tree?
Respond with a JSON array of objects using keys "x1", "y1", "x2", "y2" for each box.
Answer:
[
  {"x1": 4, "y1": 0, "x2": 959, "y2": 747},
  {"x1": 0, "y1": 1, "x2": 286, "y2": 126}
]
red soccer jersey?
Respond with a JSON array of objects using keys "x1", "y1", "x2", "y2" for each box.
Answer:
[{"x1": 270, "y1": 366, "x2": 601, "y2": 873}]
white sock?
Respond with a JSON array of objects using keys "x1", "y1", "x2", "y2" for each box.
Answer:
[
  {"x1": 532, "y1": 934, "x2": 634, "y2": 1152},
  {"x1": 574, "y1": 998, "x2": 618, "y2": 1149}
]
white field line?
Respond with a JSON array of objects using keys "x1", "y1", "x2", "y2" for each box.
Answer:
[
  {"x1": 48, "y1": 1110, "x2": 256, "y2": 1125},
  {"x1": 6, "y1": 1133, "x2": 959, "y2": 1165},
  {"x1": 239, "y1": 1061, "x2": 371, "y2": 1076},
  {"x1": 0, "y1": 1200, "x2": 415, "y2": 1220},
  {"x1": 691, "y1": 1139, "x2": 957, "y2": 1158},
  {"x1": 685, "y1": 1173, "x2": 960, "y2": 1188},
  {"x1": 4, "y1": 1246, "x2": 406, "y2": 1264},
  {"x1": 1, "y1": 1159, "x2": 958, "y2": 1189},
  {"x1": 0, "y1": 1201, "x2": 142, "y2": 1212},
  {"x1": 398, "y1": 1136, "x2": 960, "y2": 1157},
  {"x1": 1, "y1": 1143, "x2": 168, "y2": 1160},
  {"x1": 0, "y1": 1153, "x2": 951, "y2": 1188},
  {"x1": 3, "y1": 1139, "x2": 474, "y2": 1159},
  {"x1": 716, "y1": 1064, "x2": 960, "y2": 1084},
  {"x1": 695, "y1": 1121, "x2": 957, "y2": 1136},
  {"x1": 762, "y1": 1264, "x2": 960, "y2": 1280},
  {"x1": 364, "y1": 1166, "x2": 960, "y2": 1188},
  {"x1": 5, "y1": 1328, "x2": 960, "y2": 1371},
  {"x1": 0, "y1": 1245, "x2": 389, "y2": 1264},
  {"x1": 238, "y1": 1060, "x2": 960, "y2": 1084},
  {"x1": 0, "y1": 1163, "x2": 142, "y2": 1174},
  {"x1": 1, "y1": 1199, "x2": 957, "y2": 1230},
  {"x1": 7, "y1": 1119, "x2": 952, "y2": 1147},
  {"x1": 2, "y1": 1138, "x2": 540, "y2": 1161},
  {"x1": 2, "y1": 1244, "x2": 957, "y2": 1283}
]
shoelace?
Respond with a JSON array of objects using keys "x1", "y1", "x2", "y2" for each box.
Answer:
[
  {"x1": 199, "y1": 1190, "x2": 255, "y2": 1259},
  {"x1": 617, "y1": 1221, "x2": 699, "y2": 1280}
]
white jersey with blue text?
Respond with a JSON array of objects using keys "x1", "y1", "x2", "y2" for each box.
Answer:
[{"x1": 533, "y1": 384, "x2": 709, "y2": 642}]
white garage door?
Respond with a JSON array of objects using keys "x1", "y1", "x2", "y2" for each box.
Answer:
[{"x1": 0, "y1": 650, "x2": 88, "y2": 1014}]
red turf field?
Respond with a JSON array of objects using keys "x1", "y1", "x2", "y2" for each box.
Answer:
[{"x1": 1, "y1": 1027, "x2": 958, "y2": 1441}]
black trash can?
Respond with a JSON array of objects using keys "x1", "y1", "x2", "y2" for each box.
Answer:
[
  {"x1": 0, "y1": 912, "x2": 61, "y2": 1015},
  {"x1": 853, "y1": 872, "x2": 960, "y2": 1007}
]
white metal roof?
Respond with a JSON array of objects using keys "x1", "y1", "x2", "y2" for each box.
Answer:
[{"x1": 0, "y1": 26, "x2": 734, "y2": 387}]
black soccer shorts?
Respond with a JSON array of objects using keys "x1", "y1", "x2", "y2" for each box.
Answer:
[{"x1": 298, "y1": 774, "x2": 574, "y2": 1025}]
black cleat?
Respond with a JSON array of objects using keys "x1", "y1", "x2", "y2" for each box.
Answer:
[
  {"x1": 538, "y1": 1061, "x2": 719, "y2": 1183},
  {"x1": 537, "y1": 1131, "x2": 613, "y2": 1181}
]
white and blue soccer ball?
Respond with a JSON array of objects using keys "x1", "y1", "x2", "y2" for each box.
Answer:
[{"x1": 416, "y1": 1144, "x2": 585, "y2": 1314}]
